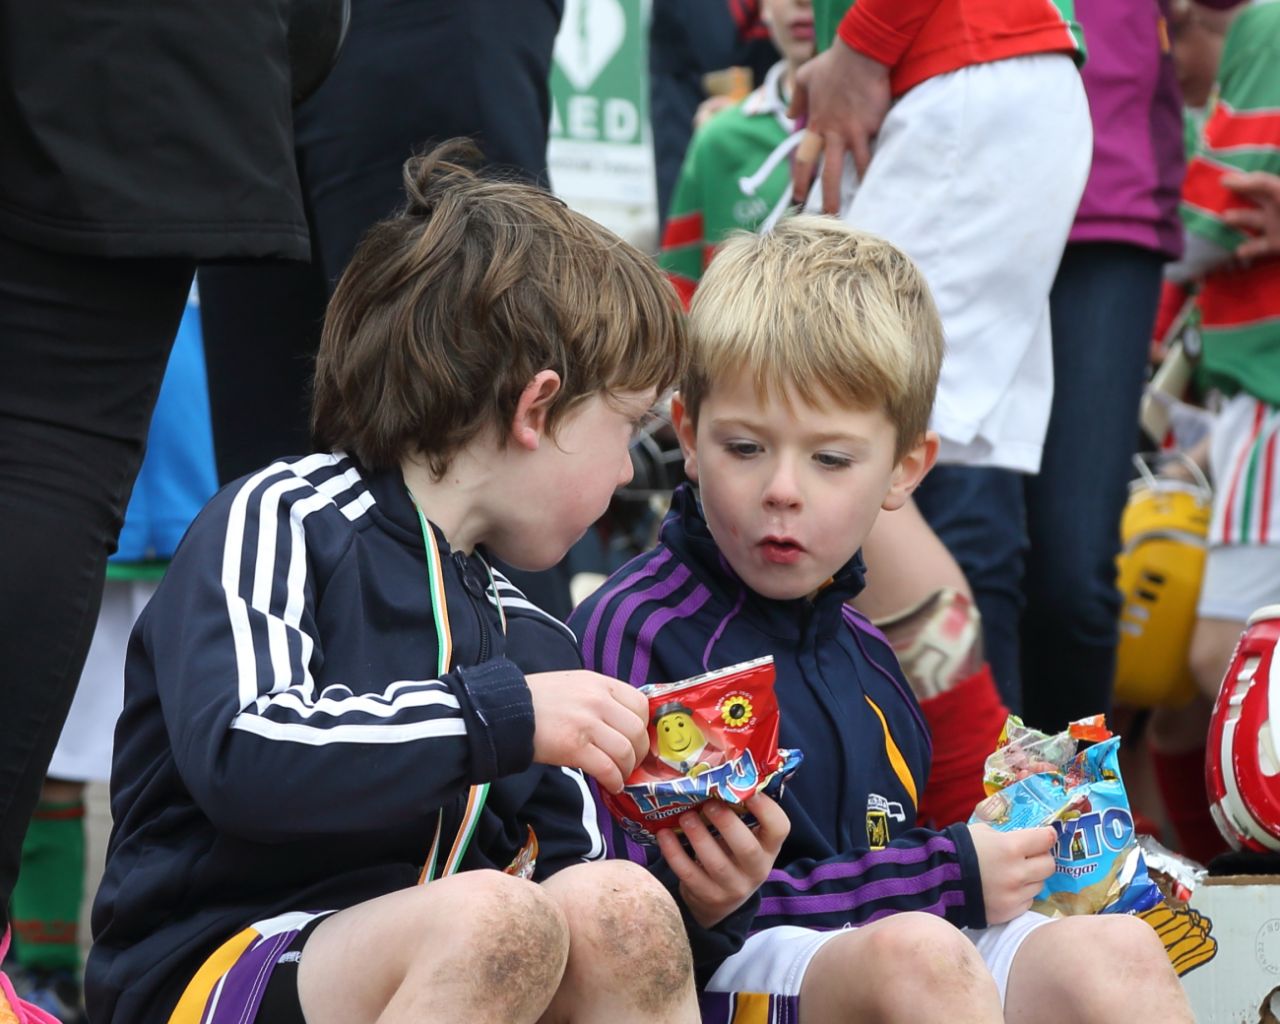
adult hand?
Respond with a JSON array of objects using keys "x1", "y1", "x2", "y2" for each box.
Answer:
[
  {"x1": 790, "y1": 37, "x2": 892, "y2": 214},
  {"x1": 656, "y1": 793, "x2": 791, "y2": 929},
  {"x1": 1222, "y1": 171, "x2": 1280, "y2": 260},
  {"x1": 525, "y1": 670, "x2": 649, "y2": 794},
  {"x1": 967, "y1": 823, "x2": 1057, "y2": 924}
]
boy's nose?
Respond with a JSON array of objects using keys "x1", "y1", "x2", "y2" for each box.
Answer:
[{"x1": 762, "y1": 460, "x2": 802, "y2": 509}]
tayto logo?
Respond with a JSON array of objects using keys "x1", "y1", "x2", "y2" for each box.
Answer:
[
  {"x1": 1052, "y1": 808, "x2": 1134, "y2": 860},
  {"x1": 630, "y1": 750, "x2": 762, "y2": 815}
]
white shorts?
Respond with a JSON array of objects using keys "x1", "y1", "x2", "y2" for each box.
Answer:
[
  {"x1": 1197, "y1": 545, "x2": 1280, "y2": 621},
  {"x1": 48, "y1": 577, "x2": 157, "y2": 782},
  {"x1": 700, "y1": 911, "x2": 1053, "y2": 1022},
  {"x1": 1207, "y1": 392, "x2": 1280, "y2": 548},
  {"x1": 814, "y1": 54, "x2": 1092, "y2": 473}
]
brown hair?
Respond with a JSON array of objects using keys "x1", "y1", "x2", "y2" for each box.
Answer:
[
  {"x1": 312, "y1": 139, "x2": 686, "y2": 475},
  {"x1": 682, "y1": 216, "x2": 943, "y2": 459}
]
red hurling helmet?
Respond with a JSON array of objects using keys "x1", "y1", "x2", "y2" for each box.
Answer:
[{"x1": 1207, "y1": 606, "x2": 1280, "y2": 853}]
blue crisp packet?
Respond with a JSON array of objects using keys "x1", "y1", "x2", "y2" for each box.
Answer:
[{"x1": 971, "y1": 734, "x2": 1162, "y2": 917}]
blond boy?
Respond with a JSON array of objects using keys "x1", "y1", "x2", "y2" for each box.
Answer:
[
  {"x1": 86, "y1": 141, "x2": 701, "y2": 1024},
  {"x1": 572, "y1": 217, "x2": 1192, "y2": 1022}
]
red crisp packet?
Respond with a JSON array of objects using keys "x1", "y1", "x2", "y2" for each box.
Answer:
[{"x1": 602, "y1": 656, "x2": 803, "y2": 845}]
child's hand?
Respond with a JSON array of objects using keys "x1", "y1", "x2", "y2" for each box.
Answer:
[
  {"x1": 656, "y1": 793, "x2": 790, "y2": 929},
  {"x1": 526, "y1": 670, "x2": 649, "y2": 794},
  {"x1": 967, "y1": 823, "x2": 1057, "y2": 924}
]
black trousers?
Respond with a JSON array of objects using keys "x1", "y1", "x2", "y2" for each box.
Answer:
[
  {"x1": 0, "y1": 232, "x2": 193, "y2": 928},
  {"x1": 200, "y1": 0, "x2": 574, "y2": 615},
  {"x1": 201, "y1": 0, "x2": 565, "y2": 485}
]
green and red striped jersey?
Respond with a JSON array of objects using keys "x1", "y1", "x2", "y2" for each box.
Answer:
[
  {"x1": 1182, "y1": 2, "x2": 1280, "y2": 406},
  {"x1": 658, "y1": 61, "x2": 795, "y2": 307}
]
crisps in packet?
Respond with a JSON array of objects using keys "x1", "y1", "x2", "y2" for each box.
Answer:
[
  {"x1": 602, "y1": 656, "x2": 803, "y2": 845},
  {"x1": 970, "y1": 715, "x2": 1161, "y2": 917}
]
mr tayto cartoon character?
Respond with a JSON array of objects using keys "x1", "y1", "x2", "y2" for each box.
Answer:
[{"x1": 653, "y1": 701, "x2": 722, "y2": 776}]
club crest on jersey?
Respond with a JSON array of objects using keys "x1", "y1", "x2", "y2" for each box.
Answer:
[{"x1": 866, "y1": 793, "x2": 906, "y2": 848}]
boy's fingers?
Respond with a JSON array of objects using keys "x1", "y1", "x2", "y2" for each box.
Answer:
[
  {"x1": 1025, "y1": 852, "x2": 1056, "y2": 884},
  {"x1": 605, "y1": 679, "x2": 649, "y2": 720},
  {"x1": 701, "y1": 802, "x2": 759, "y2": 861},
  {"x1": 592, "y1": 724, "x2": 638, "y2": 780},
  {"x1": 681, "y1": 812, "x2": 738, "y2": 884},
  {"x1": 1019, "y1": 826, "x2": 1057, "y2": 854},
  {"x1": 657, "y1": 828, "x2": 699, "y2": 881},
  {"x1": 745, "y1": 793, "x2": 790, "y2": 851},
  {"x1": 598, "y1": 689, "x2": 649, "y2": 765},
  {"x1": 578, "y1": 747, "x2": 624, "y2": 794}
]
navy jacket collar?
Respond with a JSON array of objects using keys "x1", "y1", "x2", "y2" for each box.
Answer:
[
  {"x1": 358, "y1": 457, "x2": 492, "y2": 577},
  {"x1": 659, "y1": 483, "x2": 867, "y2": 641}
]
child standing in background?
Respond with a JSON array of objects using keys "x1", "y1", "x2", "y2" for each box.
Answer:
[{"x1": 659, "y1": 0, "x2": 815, "y2": 305}]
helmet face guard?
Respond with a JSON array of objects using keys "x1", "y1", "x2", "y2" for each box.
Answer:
[{"x1": 1207, "y1": 606, "x2": 1280, "y2": 853}]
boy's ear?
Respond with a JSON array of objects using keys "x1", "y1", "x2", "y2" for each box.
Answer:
[
  {"x1": 883, "y1": 430, "x2": 939, "y2": 511},
  {"x1": 670, "y1": 392, "x2": 700, "y2": 483},
  {"x1": 510, "y1": 370, "x2": 563, "y2": 451}
]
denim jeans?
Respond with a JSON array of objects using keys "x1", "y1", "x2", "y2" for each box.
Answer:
[
  {"x1": 1020, "y1": 242, "x2": 1165, "y2": 732},
  {"x1": 915, "y1": 464, "x2": 1029, "y2": 711}
]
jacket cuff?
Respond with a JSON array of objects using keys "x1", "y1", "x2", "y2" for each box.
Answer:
[
  {"x1": 944, "y1": 823, "x2": 989, "y2": 930},
  {"x1": 837, "y1": 3, "x2": 913, "y2": 67},
  {"x1": 650, "y1": 860, "x2": 759, "y2": 988},
  {"x1": 455, "y1": 658, "x2": 535, "y2": 781}
]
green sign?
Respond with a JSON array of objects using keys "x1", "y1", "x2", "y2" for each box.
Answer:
[{"x1": 550, "y1": 0, "x2": 648, "y2": 146}]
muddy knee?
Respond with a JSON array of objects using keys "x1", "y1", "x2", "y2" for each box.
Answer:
[
  {"x1": 855, "y1": 913, "x2": 991, "y2": 1012},
  {"x1": 552, "y1": 861, "x2": 694, "y2": 1012},
  {"x1": 411, "y1": 870, "x2": 570, "y2": 1015}
]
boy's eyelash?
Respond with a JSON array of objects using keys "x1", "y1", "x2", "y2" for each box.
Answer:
[
  {"x1": 724, "y1": 441, "x2": 760, "y2": 457},
  {"x1": 815, "y1": 452, "x2": 854, "y2": 469}
]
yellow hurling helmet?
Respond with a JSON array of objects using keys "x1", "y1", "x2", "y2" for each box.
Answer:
[{"x1": 1113, "y1": 454, "x2": 1212, "y2": 708}]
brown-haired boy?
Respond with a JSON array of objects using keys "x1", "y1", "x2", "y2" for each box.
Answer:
[{"x1": 85, "y1": 141, "x2": 700, "y2": 1024}]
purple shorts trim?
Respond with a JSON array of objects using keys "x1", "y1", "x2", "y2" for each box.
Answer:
[{"x1": 698, "y1": 991, "x2": 800, "y2": 1024}]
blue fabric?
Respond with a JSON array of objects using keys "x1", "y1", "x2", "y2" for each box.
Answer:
[
  {"x1": 915, "y1": 243, "x2": 1165, "y2": 727},
  {"x1": 112, "y1": 293, "x2": 217, "y2": 564},
  {"x1": 1020, "y1": 242, "x2": 1164, "y2": 732},
  {"x1": 914, "y1": 464, "x2": 1029, "y2": 712}
]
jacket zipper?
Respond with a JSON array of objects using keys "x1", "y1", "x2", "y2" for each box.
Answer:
[{"x1": 453, "y1": 551, "x2": 491, "y2": 663}]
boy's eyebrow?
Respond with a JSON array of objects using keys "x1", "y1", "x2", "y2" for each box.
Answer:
[
  {"x1": 709, "y1": 416, "x2": 874, "y2": 450},
  {"x1": 808, "y1": 431, "x2": 873, "y2": 450}
]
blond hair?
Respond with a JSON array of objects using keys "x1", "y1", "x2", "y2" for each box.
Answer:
[
  {"x1": 683, "y1": 216, "x2": 942, "y2": 458},
  {"x1": 313, "y1": 139, "x2": 686, "y2": 476}
]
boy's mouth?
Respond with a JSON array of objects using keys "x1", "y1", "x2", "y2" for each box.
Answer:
[{"x1": 759, "y1": 536, "x2": 804, "y2": 564}]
